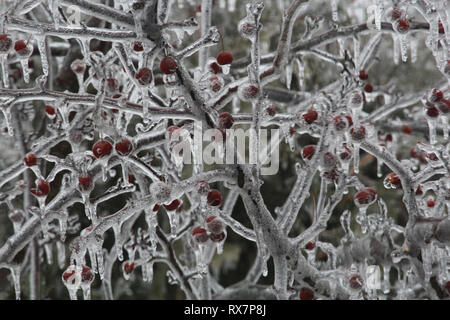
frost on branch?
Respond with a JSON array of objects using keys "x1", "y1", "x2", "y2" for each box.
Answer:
[{"x1": 0, "y1": 0, "x2": 450, "y2": 301}]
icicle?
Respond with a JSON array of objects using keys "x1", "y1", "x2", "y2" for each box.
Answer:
[
  {"x1": 331, "y1": 0, "x2": 338, "y2": 22},
  {"x1": 426, "y1": 118, "x2": 438, "y2": 145},
  {"x1": 88, "y1": 247, "x2": 97, "y2": 273},
  {"x1": 295, "y1": 58, "x2": 305, "y2": 90},
  {"x1": 19, "y1": 59, "x2": 31, "y2": 84},
  {"x1": 10, "y1": 266, "x2": 21, "y2": 300},
  {"x1": 441, "y1": 116, "x2": 448, "y2": 140},
  {"x1": 81, "y1": 285, "x2": 91, "y2": 300},
  {"x1": 284, "y1": 61, "x2": 293, "y2": 90},
  {"x1": 44, "y1": 243, "x2": 53, "y2": 265},
  {"x1": 411, "y1": 37, "x2": 418, "y2": 63},
  {"x1": 393, "y1": 34, "x2": 400, "y2": 65},
  {"x1": 228, "y1": 0, "x2": 236, "y2": 12},
  {"x1": 422, "y1": 246, "x2": 432, "y2": 284},
  {"x1": 353, "y1": 36, "x2": 360, "y2": 70},
  {"x1": 146, "y1": 262, "x2": 154, "y2": 284},
  {"x1": 0, "y1": 55, "x2": 9, "y2": 88},
  {"x1": 168, "y1": 211, "x2": 179, "y2": 235},
  {"x1": 97, "y1": 248, "x2": 105, "y2": 280},
  {"x1": 383, "y1": 264, "x2": 391, "y2": 294},
  {"x1": 353, "y1": 144, "x2": 360, "y2": 174},
  {"x1": 337, "y1": 38, "x2": 345, "y2": 58},
  {"x1": 373, "y1": 0, "x2": 382, "y2": 30},
  {"x1": 222, "y1": 64, "x2": 230, "y2": 75},
  {"x1": 57, "y1": 241, "x2": 66, "y2": 269},
  {"x1": 399, "y1": 34, "x2": 408, "y2": 62},
  {"x1": 36, "y1": 35, "x2": 49, "y2": 76},
  {"x1": 194, "y1": 245, "x2": 208, "y2": 275},
  {"x1": 377, "y1": 159, "x2": 383, "y2": 178},
  {"x1": 113, "y1": 224, "x2": 123, "y2": 261}
]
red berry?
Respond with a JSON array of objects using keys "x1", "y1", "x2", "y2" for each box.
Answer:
[
  {"x1": 133, "y1": 41, "x2": 144, "y2": 52},
  {"x1": 81, "y1": 265, "x2": 94, "y2": 283},
  {"x1": 238, "y1": 84, "x2": 259, "y2": 101},
  {"x1": 92, "y1": 140, "x2": 113, "y2": 158},
  {"x1": 123, "y1": 261, "x2": 135, "y2": 274},
  {"x1": 410, "y1": 146, "x2": 427, "y2": 163},
  {"x1": 195, "y1": 180, "x2": 210, "y2": 196},
  {"x1": 429, "y1": 88, "x2": 444, "y2": 102},
  {"x1": 210, "y1": 231, "x2": 226, "y2": 242},
  {"x1": 437, "y1": 99, "x2": 450, "y2": 114},
  {"x1": 354, "y1": 188, "x2": 377, "y2": 206},
  {"x1": 364, "y1": 83, "x2": 373, "y2": 93},
  {"x1": 303, "y1": 109, "x2": 318, "y2": 124},
  {"x1": 0, "y1": 34, "x2": 12, "y2": 52},
  {"x1": 266, "y1": 105, "x2": 276, "y2": 116},
  {"x1": 209, "y1": 62, "x2": 222, "y2": 74},
  {"x1": 415, "y1": 185, "x2": 423, "y2": 196},
  {"x1": 206, "y1": 216, "x2": 224, "y2": 234},
  {"x1": 218, "y1": 112, "x2": 235, "y2": 129},
  {"x1": 426, "y1": 106, "x2": 440, "y2": 118},
  {"x1": 14, "y1": 40, "x2": 27, "y2": 52},
  {"x1": 386, "y1": 172, "x2": 401, "y2": 187},
  {"x1": 349, "y1": 275, "x2": 364, "y2": 290},
  {"x1": 438, "y1": 20, "x2": 445, "y2": 34},
  {"x1": 391, "y1": 7, "x2": 402, "y2": 21},
  {"x1": 333, "y1": 115, "x2": 353, "y2": 131},
  {"x1": 322, "y1": 152, "x2": 337, "y2": 169},
  {"x1": 31, "y1": 179, "x2": 50, "y2": 197},
  {"x1": 163, "y1": 199, "x2": 181, "y2": 211},
  {"x1": 209, "y1": 76, "x2": 222, "y2": 92},
  {"x1": 305, "y1": 241, "x2": 315, "y2": 250},
  {"x1": 216, "y1": 52, "x2": 233, "y2": 65},
  {"x1": 289, "y1": 126, "x2": 296, "y2": 136},
  {"x1": 339, "y1": 144, "x2": 353, "y2": 161},
  {"x1": 207, "y1": 189, "x2": 222, "y2": 207},
  {"x1": 160, "y1": 56, "x2": 178, "y2": 74},
  {"x1": 401, "y1": 125, "x2": 412, "y2": 134},
  {"x1": 395, "y1": 19, "x2": 410, "y2": 34},
  {"x1": 71, "y1": 59, "x2": 86, "y2": 74},
  {"x1": 135, "y1": 67, "x2": 153, "y2": 85},
  {"x1": 302, "y1": 145, "x2": 316, "y2": 160},
  {"x1": 105, "y1": 78, "x2": 120, "y2": 93},
  {"x1": 299, "y1": 288, "x2": 314, "y2": 300},
  {"x1": 192, "y1": 227, "x2": 208, "y2": 243},
  {"x1": 427, "y1": 198, "x2": 435, "y2": 208},
  {"x1": 350, "y1": 125, "x2": 366, "y2": 141},
  {"x1": 359, "y1": 70, "x2": 368, "y2": 80},
  {"x1": 24, "y1": 153, "x2": 37, "y2": 167},
  {"x1": 427, "y1": 153, "x2": 439, "y2": 161},
  {"x1": 45, "y1": 105, "x2": 56, "y2": 116},
  {"x1": 238, "y1": 20, "x2": 257, "y2": 39},
  {"x1": 62, "y1": 269, "x2": 76, "y2": 283},
  {"x1": 78, "y1": 176, "x2": 93, "y2": 192},
  {"x1": 115, "y1": 139, "x2": 133, "y2": 156}
]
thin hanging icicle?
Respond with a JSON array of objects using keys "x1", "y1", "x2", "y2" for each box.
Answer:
[
  {"x1": 10, "y1": 266, "x2": 21, "y2": 300},
  {"x1": 56, "y1": 241, "x2": 66, "y2": 269},
  {"x1": 353, "y1": 36, "x2": 360, "y2": 70},
  {"x1": 393, "y1": 34, "x2": 400, "y2": 65},
  {"x1": 399, "y1": 35, "x2": 408, "y2": 62},
  {"x1": 295, "y1": 58, "x2": 305, "y2": 90},
  {"x1": 331, "y1": 0, "x2": 338, "y2": 22},
  {"x1": 374, "y1": 0, "x2": 383, "y2": 30},
  {"x1": 410, "y1": 37, "x2": 418, "y2": 63},
  {"x1": 113, "y1": 224, "x2": 124, "y2": 261},
  {"x1": 36, "y1": 35, "x2": 49, "y2": 76}
]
